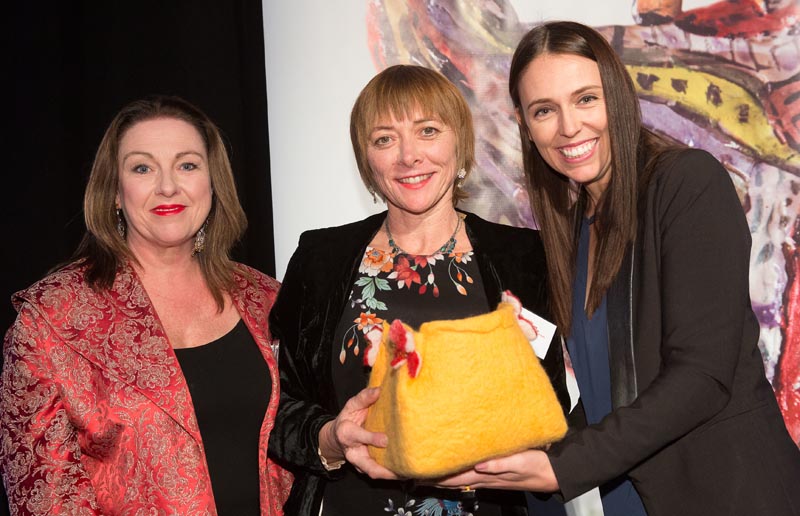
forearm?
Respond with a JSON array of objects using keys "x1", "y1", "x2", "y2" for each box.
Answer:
[
  {"x1": 269, "y1": 391, "x2": 337, "y2": 472},
  {"x1": 318, "y1": 420, "x2": 344, "y2": 463},
  {"x1": 548, "y1": 363, "x2": 731, "y2": 499}
]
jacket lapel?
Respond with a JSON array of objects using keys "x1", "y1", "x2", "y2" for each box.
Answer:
[
  {"x1": 36, "y1": 264, "x2": 203, "y2": 444},
  {"x1": 464, "y1": 212, "x2": 503, "y2": 308},
  {"x1": 230, "y1": 266, "x2": 279, "y2": 408},
  {"x1": 607, "y1": 245, "x2": 639, "y2": 409}
]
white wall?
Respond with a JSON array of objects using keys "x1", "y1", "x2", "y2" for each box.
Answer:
[{"x1": 263, "y1": 2, "x2": 378, "y2": 279}]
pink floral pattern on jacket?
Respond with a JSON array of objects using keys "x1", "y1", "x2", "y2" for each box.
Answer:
[{"x1": 0, "y1": 261, "x2": 292, "y2": 515}]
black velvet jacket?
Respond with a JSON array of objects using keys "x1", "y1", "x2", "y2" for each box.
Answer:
[{"x1": 268, "y1": 210, "x2": 570, "y2": 516}]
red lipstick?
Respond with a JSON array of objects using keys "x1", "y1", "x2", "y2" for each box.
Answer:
[{"x1": 151, "y1": 204, "x2": 186, "y2": 216}]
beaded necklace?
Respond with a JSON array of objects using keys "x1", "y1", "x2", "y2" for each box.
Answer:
[{"x1": 384, "y1": 215, "x2": 461, "y2": 256}]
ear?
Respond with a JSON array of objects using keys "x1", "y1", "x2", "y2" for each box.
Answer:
[
  {"x1": 515, "y1": 108, "x2": 534, "y2": 143},
  {"x1": 514, "y1": 107, "x2": 524, "y2": 127},
  {"x1": 115, "y1": 194, "x2": 121, "y2": 210}
]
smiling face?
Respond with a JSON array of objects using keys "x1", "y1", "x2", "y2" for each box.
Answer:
[
  {"x1": 516, "y1": 53, "x2": 612, "y2": 202},
  {"x1": 366, "y1": 108, "x2": 459, "y2": 217},
  {"x1": 116, "y1": 117, "x2": 212, "y2": 257}
]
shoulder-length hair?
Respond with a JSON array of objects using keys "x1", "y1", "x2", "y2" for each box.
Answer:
[
  {"x1": 509, "y1": 21, "x2": 646, "y2": 335},
  {"x1": 74, "y1": 95, "x2": 247, "y2": 311},
  {"x1": 350, "y1": 64, "x2": 475, "y2": 205}
]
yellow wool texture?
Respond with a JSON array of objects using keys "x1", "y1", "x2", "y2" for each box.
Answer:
[{"x1": 364, "y1": 302, "x2": 567, "y2": 478}]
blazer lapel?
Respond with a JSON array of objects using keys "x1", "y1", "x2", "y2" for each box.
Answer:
[
  {"x1": 607, "y1": 245, "x2": 638, "y2": 409},
  {"x1": 49, "y1": 264, "x2": 203, "y2": 444},
  {"x1": 464, "y1": 212, "x2": 503, "y2": 308},
  {"x1": 230, "y1": 267, "x2": 279, "y2": 405}
]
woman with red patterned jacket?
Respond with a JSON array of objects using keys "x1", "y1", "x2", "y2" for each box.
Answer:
[{"x1": 0, "y1": 96, "x2": 291, "y2": 515}]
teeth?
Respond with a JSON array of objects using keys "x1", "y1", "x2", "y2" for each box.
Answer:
[
  {"x1": 560, "y1": 140, "x2": 596, "y2": 159},
  {"x1": 399, "y1": 174, "x2": 432, "y2": 184}
]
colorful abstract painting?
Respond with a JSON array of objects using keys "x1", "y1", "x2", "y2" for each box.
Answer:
[{"x1": 366, "y1": 0, "x2": 800, "y2": 444}]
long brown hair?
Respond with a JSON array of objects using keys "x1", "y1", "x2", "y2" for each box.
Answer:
[
  {"x1": 74, "y1": 95, "x2": 247, "y2": 311},
  {"x1": 350, "y1": 64, "x2": 475, "y2": 205},
  {"x1": 509, "y1": 21, "x2": 671, "y2": 335}
]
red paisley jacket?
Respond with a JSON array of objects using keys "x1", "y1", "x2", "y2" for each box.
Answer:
[{"x1": 0, "y1": 261, "x2": 292, "y2": 515}]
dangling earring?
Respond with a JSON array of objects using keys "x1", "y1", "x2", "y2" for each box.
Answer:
[
  {"x1": 192, "y1": 220, "x2": 208, "y2": 256},
  {"x1": 368, "y1": 185, "x2": 378, "y2": 204},
  {"x1": 116, "y1": 208, "x2": 125, "y2": 238},
  {"x1": 456, "y1": 168, "x2": 467, "y2": 189}
]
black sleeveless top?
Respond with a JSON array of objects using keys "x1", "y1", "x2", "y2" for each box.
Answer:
[{"x1": 174, "y1": 319, "x2": 270, "y2": 516}]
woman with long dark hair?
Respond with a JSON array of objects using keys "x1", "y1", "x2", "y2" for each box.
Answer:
[{"x1": 438, "y1": 21, "x2": 800, "y2": 516}]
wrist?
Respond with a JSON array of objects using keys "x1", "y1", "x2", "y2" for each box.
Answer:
[
  {"x1": 318, "y1": 421, "x2": 346, "y2": 470},
  {"x1": 317, "y1": 446, "x2": 346, "y2": 471}
]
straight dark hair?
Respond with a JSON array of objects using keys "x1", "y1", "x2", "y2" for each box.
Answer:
[
  {"x1": 509, "y1": 21, "x2": 675, "y2": 335},
  {"x1": 73, "y1": 95, "x2": 247, "y2": 311}
]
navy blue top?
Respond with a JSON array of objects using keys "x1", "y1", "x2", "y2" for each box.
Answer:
[{"x1": 566, "y1": 217, "x2": 647, "y2": 516}]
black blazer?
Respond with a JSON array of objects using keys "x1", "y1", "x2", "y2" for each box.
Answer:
[
  {"x1": 268, "y1": 210, "x2": 569, "y2": 516},
  {"x1": 548, "y1": 149, "x2": 800, "y2": 515}
]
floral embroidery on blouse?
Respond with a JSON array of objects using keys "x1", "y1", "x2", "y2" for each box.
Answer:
[{"x1": 337, "y1": 247, "x2": 475, "y2": 365}]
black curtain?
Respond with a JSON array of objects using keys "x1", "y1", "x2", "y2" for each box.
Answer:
[{"x1": 4, "y1": 2, "x2": 274, "y2": 512}]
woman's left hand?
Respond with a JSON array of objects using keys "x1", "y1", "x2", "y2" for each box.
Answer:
[{"x1": 433, "y1": 449, "x2": 559, "y2": 492}]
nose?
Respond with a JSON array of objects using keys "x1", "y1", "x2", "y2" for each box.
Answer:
[
  {"x1": 156, "y1": 168, "x2": 178, "y2": 196},
  {"x1": 559, "y1": 108, "x2": 582, "y2": 138},
  {"x1": 398, "y1": 137, "x2": 423, "y2": 167}
]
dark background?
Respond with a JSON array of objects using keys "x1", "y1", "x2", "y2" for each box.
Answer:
[{"x1": 5, "y1": 2, "x2": 275, "y2": 512}]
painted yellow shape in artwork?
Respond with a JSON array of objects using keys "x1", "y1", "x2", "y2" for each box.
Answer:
[{"x1": 627, "y1": 64, "x2": 799, "y2": 168}]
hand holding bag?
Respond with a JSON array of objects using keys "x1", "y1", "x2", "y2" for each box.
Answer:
[{"x1": 363, "y1": 291, "x2": 567, "y2": 478}]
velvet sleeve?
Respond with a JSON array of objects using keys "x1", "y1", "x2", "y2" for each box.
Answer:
[
  {"x1": 0, "y1": 304, "x2": 102, "y2": 515},
  {"x1": 548, "y1": 150, "x2": 755, "y2": 499},
  {"x1": 267, "y1": 237, "x2": 339, "y2": 476}
]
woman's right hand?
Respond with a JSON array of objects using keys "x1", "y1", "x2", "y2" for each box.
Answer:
[{"x1": 318, "y1": 386, "x2": 399, "y2": 480}]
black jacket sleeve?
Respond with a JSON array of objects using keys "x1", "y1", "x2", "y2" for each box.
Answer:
[{"x1": 267, "y1": 234, "x2": 339, "y2": 476}]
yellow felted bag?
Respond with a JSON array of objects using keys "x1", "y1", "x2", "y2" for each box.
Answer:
[{"x1": 363, "y1": 291, "x2": 567, "y2": 478}]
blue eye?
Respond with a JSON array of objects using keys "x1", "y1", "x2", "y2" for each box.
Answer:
[
  {"x1": 179, "y1": 162, "x2": 198, "y2": 171},
  {"x1": 132, "y1": 164, "x2": 150, "y2": 174},
  {"x1": 373, "y1": 136, "x2": 391, "y2": 146}
]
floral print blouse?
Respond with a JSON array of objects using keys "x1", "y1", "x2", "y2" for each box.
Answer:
[{"x1": 323, "y1": 246, "x2": 505, "y2": 516}]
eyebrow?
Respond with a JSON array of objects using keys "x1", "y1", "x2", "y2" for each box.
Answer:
[
  {"x1": 525, "y1": 85, "x2": 602, "y2": 111},
  {"x1": 370, "y1": 117, "x2": 441, "y2": 132},
  {"x1": 121, "y1": 150, "x2": 205, "y2": 163}
]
